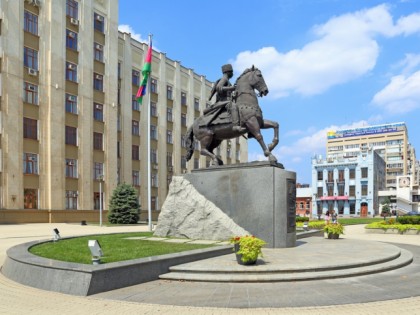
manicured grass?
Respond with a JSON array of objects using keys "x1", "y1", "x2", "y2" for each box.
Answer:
[
  {"x1": 366, "y1": 221, "x2": 420, "y2": 232},
  {"x1": 29, "y1": 232, "x2": 215, "y2": 264},
  {"x1": 297, "y1": 217, "x2": 383, "y2": 229},
  {"x1": 334, "y1": 218, "x2": 383, "y2": 225}
]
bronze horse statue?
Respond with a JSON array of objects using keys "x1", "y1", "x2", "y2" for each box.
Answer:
[{"x1": 185, "y1": 66, "x2": 280, "y2": 166}]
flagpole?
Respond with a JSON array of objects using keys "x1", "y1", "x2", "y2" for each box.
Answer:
[{"x1": 146, "y1": 34, "x2": 153, "y2": 232}]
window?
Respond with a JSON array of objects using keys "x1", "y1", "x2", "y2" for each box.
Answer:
[
  {"x1": 349, "y1": 169, "x2": 355, "y2": 179},
  {"x1": 23, "y1": 117, "x2": 38, "y2": 140},
  {"x1": 65, "y1": 159, "x2": 77, "y2": 178},
  {"x1": 66, "y1": 29, "x2": 78, "y2": 50},
  {"x1": 132, "y1": 70, "x2": 140, "y2": 86},
  {"x1": 327, "y1": 185, "x2": 334, "y2": 196},
  {"x1": 151, "y1": 125, "x2": 157, "y2": 140},
  {"x1": 151, "y1": 173, "x2": 158, "y2": 187},
  {"x1": 361, "y1": 184, "x2": 368, "y2": 196},
  {"x1": 94, "y1": 13, "x2": 105, "y2": 33},
  {"x1": 23, "y1": 153, "x2": 38, "y2": 174},
  {"x1": 93, "y1": 103, "x2": 103, "y2": 121},
  {"x1": 338, "y1": 170, "x2": 344, "y2": 182},
  {"x1": 151, "y1": 102, "x2": 157, "y2": 117},
  {"x1": 194, "y1": 98, "x2": 200, "y2": 111},
  {"x1": 65, "y1": 190, "x2": 78, "y2": 209},
  {"x1": 93, "y1": 192, "x2": 102, "y2": 210},
  {"x1": 93, "y1": 132, "x2": 103, "y2": 150},
  {"x1": 24, "y1": 10, "x2": 38, "y2": 35},
  {"x1": 24, "y1": 47, "x2": 38, "y2": 70},
  {"x1": 167, "y1": 152, "x2": 173, "y2": 167},
  {"x1": 181, "y1": 92, "x2": 187, "y2": 106},
  {"x1": 151, "y1": 149, "x2": 158, "y2": 164},
  {"x1": 66, "y1": 0, "x2": 79, "y2": 19},
  {"x1": 349, "y1": 185, "x2": 355, "y2": 197},
  {"x1": 181, "y1": 135, "x2": 186, "y2": 148},
  {"x1": 327, "y1": 170, "x2": 334, "y2": 182},
  {"x1": 317, "y1": 171, "x2": 323, "y2": 181},
  {"x1": 132, "y1": 95, "x2": 140, "y2": 111},
  {"x1": 167, "y1": 85, "x2": 173, "y2": 100},
  {"x1": 338, "y1": 185, "x2": 345, "y2": 196},
  {"x1": 317, "y1": 187, "x2": 323, "y2": 197},
  {"x1": 66, "y1": 62, "x2": 78, "y2": 82},
  {"x1": 361, "y1": 167, "x2": 368, "y2": 178},
  {"x1": 94, "y1": 43, "x2": 103, "y2": 62},
  {"x1": 132, "y1": 145, "x2": 139, "y2": 160},
  {"x1": 181, "y1": 113, "x2": 187, "y2": 126},
  {"x1": 93, "y1": 73, "x2": 103, "y2": 91},
  {"x1": 151, "y1": 78, "x2": 158, "y2": 93},
  {"x1": 167, "y1": 107, "x2": 173, "y2": 122},
  {"x1": 181, "y1": 156, "x2": 187, "y2": 169},
  {"x1": 166, "y1": 130, "x2": 173, "y2": 144},
  {"x1": 93, "y1": 162, "x2": 104, "y2": 180},
  {"x1": 133, "y1": 171, "x2": 140, "y2": 186},
  {"x1": 194, "y1": 158, "x2": 199, "y2": 169},
  {"x1": 132, "y1": 120, "x2": 139, "y2": 135},
  {"x1": 23, "y1": 82, "x2": 38, "y2": 105},
  {"x1": 65, "y1": 94, "x2": 77, "y2": 114},
  {"x1": 24, "y1": 189, "x2": 38, "y2": 209},
  {"x1": 65, "y1": 126, "x2": 77, "y2": 145}
]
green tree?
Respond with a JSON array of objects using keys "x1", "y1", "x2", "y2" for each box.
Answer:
[
  {"x1": 381, "y1": 197, "x2": 391, "y2": 219},
  {"x1": 108, "y1": 183, "x2": 140, "y2": 224}
]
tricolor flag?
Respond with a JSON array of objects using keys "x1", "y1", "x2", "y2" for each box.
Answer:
[{"x1": 136, "y1": 37, "x2": 152, "y2": 104}]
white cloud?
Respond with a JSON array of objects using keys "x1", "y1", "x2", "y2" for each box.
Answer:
[
  {"x1": 118, "y1": 24, "x2": 146, "y2": 43},
  {"x1": 261, "y1": 121, "x2": 369, "y2": 163},
  {"x1": 372, "y1": 71, "x2": 420, "y2": 113},
  {"x1": 232, "y1": 5, "x2": 420, "y2": 99}
]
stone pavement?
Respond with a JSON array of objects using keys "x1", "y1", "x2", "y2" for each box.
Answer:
[{"x1": 0, "y1": 223, "x2": 419, "y2": 314}]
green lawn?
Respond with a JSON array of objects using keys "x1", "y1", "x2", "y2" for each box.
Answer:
[
  {"x1": 297, "y1": 217, "x2": 383, "y2": 229},
  {"x1": 29, "y1": 232, "x2": 215, "y2": 264}
]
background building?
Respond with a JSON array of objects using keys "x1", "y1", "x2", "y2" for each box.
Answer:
[
  {"x1": 311, "y1": 150, "x2": 386, "y2": 217},
  {"x1": 0, "y1": 0, "x2": 246, "y2": 223},
  {"x1": 326, "y1": 122, "x2": 417, "y2": 189}
]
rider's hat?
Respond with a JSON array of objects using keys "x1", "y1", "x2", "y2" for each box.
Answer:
[{"x1": 221, "y1": 64, "x2": 233, "y2": 73}]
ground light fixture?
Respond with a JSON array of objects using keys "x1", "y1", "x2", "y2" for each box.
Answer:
[
  {"x1": 53, "y1": 228, "x2": 61, "y2": 241},
  {"x1": 88, "y1": 240, "x2": 103, "y2": 265},
  {"x1": 303, "y1": 221, "x2": 309, "y2": 231}
]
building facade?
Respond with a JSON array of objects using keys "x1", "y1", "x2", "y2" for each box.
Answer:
[
  {"x1": 0, "y1": 0, "x2": 247, "y2": 223},
  {"x1": 326, "y1": 122, "x2": 417, "y2": 189},
  {"x1": 311, "y1": 150, "x2": 386, "y2": 217}
]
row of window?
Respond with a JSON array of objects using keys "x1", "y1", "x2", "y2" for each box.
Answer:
[
  {"x1": 128, "y1": 74, "x2": 201, "y2": 110},
  {"x1": 317, "y1": 168, "x2": 368, "y2": 181},
  {"x1": 24, "y1": 2, "x2": 105, "y2": 36},
  {"x1": 316, "y1": 184, "x2": 368, "y2": 197}
]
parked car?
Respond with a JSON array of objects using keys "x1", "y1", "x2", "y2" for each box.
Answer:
[{"x1": 405, "y1": 211, "x2": 420, "y2": 216}]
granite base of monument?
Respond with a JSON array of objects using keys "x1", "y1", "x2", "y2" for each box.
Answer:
[{"x1": 155, "y1": 162, "x2": 296, "y2": 248}]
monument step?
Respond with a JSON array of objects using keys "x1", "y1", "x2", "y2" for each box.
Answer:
[{"x1": 159, "y1": 248, "x2": 413, "y2": 282}]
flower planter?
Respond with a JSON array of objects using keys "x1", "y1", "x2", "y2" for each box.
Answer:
[
  {"x1": 327, "y1": 232, "x2": 340, "y2": 239},
  {"x1": 234, "y1": 244, "x2": 257, "y2": 265}
]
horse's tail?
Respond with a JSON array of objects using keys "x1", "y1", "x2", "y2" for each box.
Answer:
[{"x1": 185, "y1": 126, "x2": 195, "y2": 161}]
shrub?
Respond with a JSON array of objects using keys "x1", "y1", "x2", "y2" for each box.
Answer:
[
  {"x1": 398, "y1": 216, "x2": 420, "y2": 225},
  {"x1": 108, "y1": 183, "x2": 140, "y2": 224},
  {"x1": 323, "y1": 223, "x2": 344, "y2": 235},
  {"x1": 296, "y1": 216, "x2": 309, "y2": 222}
]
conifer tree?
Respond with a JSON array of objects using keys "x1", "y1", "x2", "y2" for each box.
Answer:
[{"x1": 108, "y1": 183, "x2": 140, "y2": 224}]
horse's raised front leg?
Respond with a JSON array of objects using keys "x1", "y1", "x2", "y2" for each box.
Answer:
[
  {"x1": 262, "y1": 119, "x2": 279, "y2": 152},
  {"x1": 245, "y1": 116, "x2": 277, "y2": 163}
]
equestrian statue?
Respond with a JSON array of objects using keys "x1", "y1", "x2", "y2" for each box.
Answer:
[{"x1": 185, "y1": 64, "x2": 280, "y2": 167}]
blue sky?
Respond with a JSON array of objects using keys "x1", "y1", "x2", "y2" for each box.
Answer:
[{"x1": 119, "y1": 0, "x2": 420, "y2": 184}]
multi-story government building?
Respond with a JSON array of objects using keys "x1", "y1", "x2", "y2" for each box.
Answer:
[
  {"x1": 326, "y1": 122, "x2": 417, "y2": 189},
  {"x1": 0, "y1": 0, "x2": 247, "y2": 223}
]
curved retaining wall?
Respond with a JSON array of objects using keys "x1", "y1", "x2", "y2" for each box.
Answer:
[{"x1": 1, "y1": 239, "x2": 231, "y2": 296}]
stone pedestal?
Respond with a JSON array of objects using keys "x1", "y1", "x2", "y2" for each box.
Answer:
[{"x1": 184, "y1": 162, "x2": 296, "y2": 248}]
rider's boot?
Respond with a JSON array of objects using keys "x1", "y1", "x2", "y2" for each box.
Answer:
[{"x1": 231, "y1": 105, "x2": 242, "y2": 132}]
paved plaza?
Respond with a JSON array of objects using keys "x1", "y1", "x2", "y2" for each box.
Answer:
[{"x1": 0, "y1": 223, "x2": 420, "y2": 314}]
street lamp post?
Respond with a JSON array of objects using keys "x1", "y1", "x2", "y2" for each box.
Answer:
[{"x1": 99, "y1": 175, "x2": 104, "y2": 227}]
